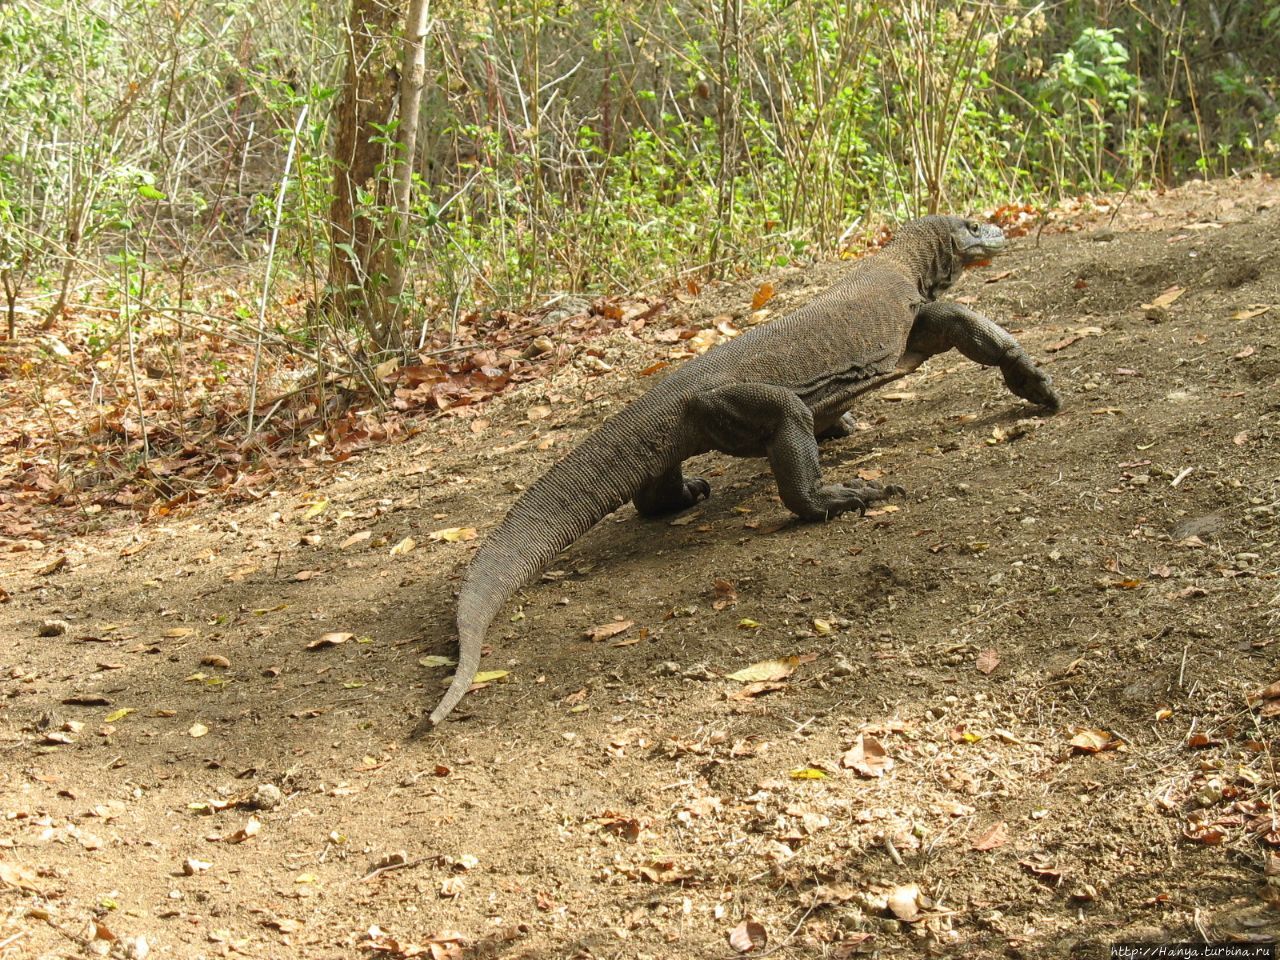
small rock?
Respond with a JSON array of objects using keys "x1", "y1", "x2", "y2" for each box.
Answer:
[
  {"x1": 657, "y1": 661, "x2": 682, "y2": 676},
  {"x1": 251, "y1": 783, "x2": 283, "y2": 810},
  {"x1": 682, "y1": 665, "x2": 717, "y2": 681},
  {"x1": 38, "y1": 619, "x2": 69, "y2": 637},
  {"x1": 829, "y1": 658, "x2": 857, "y2": 678}
]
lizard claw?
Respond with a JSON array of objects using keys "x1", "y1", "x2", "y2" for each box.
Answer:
[{"x1": 686, "y1": 478, "x2": 712, "y2": 503}]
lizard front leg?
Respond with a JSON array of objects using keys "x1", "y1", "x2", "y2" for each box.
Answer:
[
  {"x1": 689, "y1": 383, "x2": 901, "y2": 521},
  {"x1": 905, "y1": 302, "x2": 1061, "y2": 411}
]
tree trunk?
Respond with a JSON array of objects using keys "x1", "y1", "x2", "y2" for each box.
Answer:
[
  {"x1": 376, "y1": 0, "x2": 432, "y2": 351},
  {"x1": 328, "y1": 0, "x2": 399, "y2": 348}
]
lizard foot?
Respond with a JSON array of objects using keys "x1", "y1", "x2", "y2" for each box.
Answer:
[
  {"x1": 683, "y1": 477, "x2": 712, "y2": 506},
  {"x1": 1002, "y1": 362, "x2": 1061, "y2": 413},
  {"x1": 816, "y1": 412, "x2": 858, "y2": 442},
  {"x1": 804, "y1": 479, "x2": 904, "y2": 520}
]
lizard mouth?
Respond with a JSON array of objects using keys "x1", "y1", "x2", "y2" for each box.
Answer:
[{"x1": 955, "y1": 222, "x2": 1008, "y2": 267}]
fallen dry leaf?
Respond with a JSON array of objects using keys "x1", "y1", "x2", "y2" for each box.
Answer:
[
  {"x1": 37, "y1": 555, "x2": 68, "y2": 576},
  {"x1": 887, "y1": 884, "x2": 922, "y2": 921},
  {"x1": 307, "y1": 632, "x2": 353, "y2": 650},
  {"x1": 712, "y1": 578, "x2": 738, "y2": 609},
  {"x1": 972, "y1": 821, "x2": 1009, "y2": 851},
  {"x1": 841, "y1": 735, "x2": 894, "y2": 778},
  {"x1": 751, "y1": 282, "x2": 775, "y2": 310},
  {"x1": 584, "y1": 619, "x2": 633, "y2": 642},
  {"x1": 976, "y1": 647, "x2": 1000, "y2": 674},
  {"x1": 728, "y1": 681, "x2": 787, "y2": 701},
  {"x1": 1046, "y1": 334, "x2": 1082, "y2": 352},
  {"x1": 726, "y1": 654, "x2": 816, "y2": 683},
  {"x1": 1067, "y1": 726, "x2": 1120, "y2": 753},
  {"x1": 1141, "y1": 285, "x2": 1185, "y2": 310},
  {"x1": 223, "y1": 816, "x2": 261, "y2": 843},
  {"x1": 339, "y1": 531, "x2": 371, "y2": 549},
  {"x1": 1231, "y1": 304, "x2": 1270, "y2": 320},
  {"x1": 789, "y1": 767, "x2": 828, "y2": 780},
  {"x1": 389, "y1": 536, "x2": 416, "y2": 555},
  {"x1": 301, "y1": 499, "x2": 329, "y2": 521},
  {"x1": 729, "y1": 919, "x2": 767, "y2": 954},
  {"x1": 429, "y1": 527, "x2": 478, "y2": 543}
]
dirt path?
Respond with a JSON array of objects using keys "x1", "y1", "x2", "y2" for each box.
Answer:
[{"x1": 2, "y1": 177, "x2": 1278, "y2": 958}]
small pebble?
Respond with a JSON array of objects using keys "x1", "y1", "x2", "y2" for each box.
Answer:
[
  {"x1": 251, "y1": 783, "x2": 283, "y2": 810},
  {"x1": 682, "y1": 665, "x2": 717, "y2": 681},
  {"x1": 830, "y1": 658, "x2": 857, "y2": 678}
]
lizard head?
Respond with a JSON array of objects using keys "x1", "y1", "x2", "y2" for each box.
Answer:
[
  {"x1": 947, "y1": 216, "x2": 1007, "y2": 265},
  {"x1": 886, "y1": 214, "x2": 1007, "y2": 300}
]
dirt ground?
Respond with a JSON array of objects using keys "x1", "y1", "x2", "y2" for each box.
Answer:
[{"x1": 2, "y1": 177, "x2": 1279, "y2": 959}]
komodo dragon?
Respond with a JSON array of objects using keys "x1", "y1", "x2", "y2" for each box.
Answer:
[{"x1": 426, "y1": 214, "x2": 1060, "y2": 726}]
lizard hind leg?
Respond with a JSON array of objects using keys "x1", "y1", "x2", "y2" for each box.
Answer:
[{"x1": 633, "y1": 465, "x2": 711, "y2": 517}]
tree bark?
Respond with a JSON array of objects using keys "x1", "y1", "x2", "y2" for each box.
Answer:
[
  {"x1": 328, "y1": 0, "x2": 398, "y2": 346},
  {"x1": 376, "y1": 0, "x2": 432, "y2": 351}
]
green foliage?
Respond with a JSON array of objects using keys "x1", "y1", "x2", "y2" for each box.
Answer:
[{"x1": 1, "y1": 0, "x2": 1277, "y2": 352}]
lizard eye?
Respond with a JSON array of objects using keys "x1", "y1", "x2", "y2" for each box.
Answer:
[{"x1": 968, "y1": 221, "x2": 980, "y2": 236}]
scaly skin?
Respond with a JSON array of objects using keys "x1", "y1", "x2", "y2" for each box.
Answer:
[{"x1": 426, "y1": 215, "x2": 1060, "y2": 727}]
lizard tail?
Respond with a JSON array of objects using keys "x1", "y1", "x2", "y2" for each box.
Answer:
[{"x1": 428, "y1": 399, "x2": 680, "y2": 725}]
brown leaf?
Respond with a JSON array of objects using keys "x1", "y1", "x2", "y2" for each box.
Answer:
[
  {"x1": 726, "y1": 655, "x2": 815, "y2": 682},
  {"x1": 307, "y1": 632, "x2": 352, "y2": 650},
  {"x1": 428, "y1": 527, "x2": 477, "y2": 543},
  {"x1": 712, "y1": 578, "x2": 738, "y2": 609},
  {"x1": 1046, "y1": 335, "x2": 1082, "y2": 352},
  {"x1": 1141, "y1": 285, "x2": 1185, "y2": 310},
  {"x1": 1020, "y1": 857, "x2": 1062, "y2": 882},
  {"x1": 975, "y1": 647, "x2": 1000, "y2": 674},
  {"x1": 585, "y1": 620, "x2": 633, "y2": 642},
  {"x1": 1067, "y1": 726, "x2": 1120, "y2": 753},
  {"x1": 1251, "y1": 680, "x2": 1280, "y2": 703},
  {"x1": 635, "y1": 860, "x2": 689, "y2": 884},
  {"x1": 886, "y1": 884, "x2": 921, "y2": 921},
  {"x1": 1232, "y1": 304, "x2": 1270, "y2": 320},
  {"x1": 841, "y1": 734, "x2": 894, "y2": 778},
  {"x1": 728, "y1": 920, "x2": 768, "y2": 954},
  {"x1": 971, "y1": 821, "x2": 1008, "y2": 851},
  {"x1": 1231, "y1": 345, "x2": 1256, "y2": 360},
  {"x1": 223, "y1": 816, "x2": 261, "y2": 843},
  {"x1": 1184, "y1": 823, "x2": 1228, "y2": 845},
  {"x1": 728, "y1": 681, "x2": 787, "y2": 701},
  {"x1": 37, "y1": 555, "x2": 68, "y2": 576},
  {"x1": 750, "y1": 282, "x2": 775, "y2": 311},
  {"x1": 339, "y1": 530, "x2": 371, "y2": 549}
]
